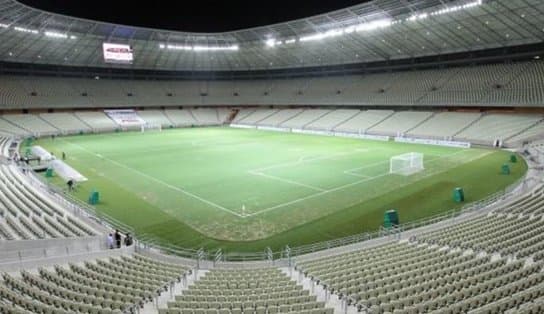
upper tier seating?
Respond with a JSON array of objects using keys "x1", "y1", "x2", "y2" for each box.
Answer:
[{"x1": 2, "y1": 61, "x2": 543, "y2": 108}]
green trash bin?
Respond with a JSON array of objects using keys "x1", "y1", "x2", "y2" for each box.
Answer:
[
  {"x1": 510, "y1": 154, "x2": 517, "y2": 163},
  {"x1": 501, "y1": 164, "x2": 510, "y2": 175},
  {"x1": 384, "y1": 210, "x2": 399, "y2": 229},
  {"x1": 88, "y1": 190, "x2": 100, "y2": 205},
  {"x1": 45, "y1": 167, "x2": 54, "y2": 178},
  {"x1": 453, "y1": 187, "x2": 465, "y2": 203}
]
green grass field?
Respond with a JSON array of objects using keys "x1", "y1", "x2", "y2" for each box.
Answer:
[{"x1": 37, "y1": 127, "x2": 526, "y2": 252}]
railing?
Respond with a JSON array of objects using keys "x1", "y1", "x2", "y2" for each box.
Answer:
[
  {"x1": 0, "y1": 240, "x2": 103, "y2": 264},
  {"x1": 26, "y1": 169, "x2": 135, "y2": 235},
  {"x1": 286, "y1": 174, "x2": 528, "y2": 259}
]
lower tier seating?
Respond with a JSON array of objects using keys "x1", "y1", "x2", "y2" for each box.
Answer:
[
  {"x1": 160, "y1": 268, "x2": 333, "y2": 314},
  {"x1": 0, "y1": 253, "x2": 191, "y2": 314}
]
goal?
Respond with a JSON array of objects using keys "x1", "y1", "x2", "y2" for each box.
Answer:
[
  {"x1": 140, "y1": 123, "x2": 162, "y2": 133},
  {"x1": 389, "y1": 152, "x2": 424, "y2": 176}
]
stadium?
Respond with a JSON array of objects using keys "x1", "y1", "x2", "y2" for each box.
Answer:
[{"x1": 0, "y1": 0, "x2": 543, "y2": 313}]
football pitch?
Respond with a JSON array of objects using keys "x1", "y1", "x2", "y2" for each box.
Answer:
[{"x1": 37, "y1": 127, "x2": 527, "y2": 252}]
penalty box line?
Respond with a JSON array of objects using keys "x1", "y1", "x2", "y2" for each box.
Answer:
[
  {"x1": 246, "y1": 148, "x2": 377, "y2": 190},
  {"x1": 246, "y1": 149, "x2": 480, "y2": 218},
  {"x1": 59, "y1": 139, "x2": 246, "y2": 218}
]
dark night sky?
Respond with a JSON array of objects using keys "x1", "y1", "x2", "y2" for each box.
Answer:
[{"x1": 19, "y1": 0, "x2": 368, "y2": 32}]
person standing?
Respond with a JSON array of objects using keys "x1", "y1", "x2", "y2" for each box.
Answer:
[
  {"x1": 107, "y1": 233, "x2": 114, "y2": 249},
  {"x1": 114, "y1": 230, "x2": 121, "y2": 249},
  {"x1": 67, "y1": 179, "x2": 74, "y2": 192},
  {"x1": 124, "y1": 233, "x2": 133, "y2": 246}
]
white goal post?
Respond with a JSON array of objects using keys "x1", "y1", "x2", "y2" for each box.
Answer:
[
  {"x1": 390, "y1": 152, "x2": 424, "y2": 176},
  {"x1": 140, "y1": 123, "x2": 162, "y2": 133}
]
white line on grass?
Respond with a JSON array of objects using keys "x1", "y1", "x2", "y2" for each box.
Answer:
[
  {"x1": 247, "y1": 170, "x2": 326, "y2": 192},
  {"x1": 250, "y1": 148, "x2": 371, "y2": 173},
  {"x1": 246, "y1": 149, "x2": 486, "y2": 217},
  {"x1": 59, "y1": 139, "x2": 245, "y2": 218},
  {"x1": 343, "y1": 149, "x2": 470, "y2": 173},
  {"x1": 343, "y1": 172, "x2": 373, "y2": 179}
]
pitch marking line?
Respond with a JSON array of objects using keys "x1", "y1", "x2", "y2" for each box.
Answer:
[
  {"x1": 60, "y1": 139, "x2": 245, "y2": 218},
  {"x1": 246, "y1": 149, "x2": 485, "y2": 217},
  {"x1": 250, "y1": 148, "x2": 372, "y2": 173},
  {"x1": 247, "y1": 170, "x2": 326, "y2": 192},
  {"x1": 313, "y1": 150, "x2": 494, "y2": 220},
  {"x1": 343, "y1": 172, "x2": 373, "y2": 179}
]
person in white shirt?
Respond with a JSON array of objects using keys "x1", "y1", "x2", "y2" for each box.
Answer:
[{"x1": 107, "y1": 233, "x2": 114, "y2": 249}]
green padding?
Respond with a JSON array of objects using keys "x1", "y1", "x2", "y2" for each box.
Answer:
[
  {"x1": 88, "y1": 190, "x2": 100, "y2": 205},
  {"x1": 383, "y1": 209, "x2": 399, "y2": 228},
  {"x1": 501, "y1": 164, "x2": 510, "y2": 175},
  {"x1": 453, "y1": 187, "x2": 464, "y2": 203}
]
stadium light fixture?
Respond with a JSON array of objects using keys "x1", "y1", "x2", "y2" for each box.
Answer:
[
  {"x1": 266, "y1": 38, "x2": 291, "y2": 47},
  {"x1": 264, "y1": 0, "x2": 482, "y2": 48},
  {"x1": 162, "y1": 44, "x2": 193, "y2": 50},
  {"x1": 355, "y1": 19, "x2": 392, "y2": 32},
  {"x1": 424, "y1": 0, "x2": 483, "y2": 19},
  {"x1": 160, "y1": 43, "x2": 239, "y2": 52},
  {"x1": 45, "y1": 31, "x2": 68, "y2": 39},
  {"x1": 0, "y1": 23, "x2": 9, "y2": 28},
  {"x1": 300, "y1": 28, "x2": 344, "y2": 42},
  {"x1": 193, "y1": 45, "x2": 239, "y2": 51},
  {"x1": 299, "y1": 18, "x2": 392, "y2": 43},
  {"x1": 14, "y1": 26, "x2": 38, "y2": 34},
  {"x1": 265, "y1": 38, "x2": 276, "y2": 47}
]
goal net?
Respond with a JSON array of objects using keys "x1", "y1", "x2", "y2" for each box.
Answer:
[
  {"x1": 390, "y1": 152, "x2": 424, "y2": 176},
  {"x1": 141, "y1": 123, "x2": 162, "y2": 133}
]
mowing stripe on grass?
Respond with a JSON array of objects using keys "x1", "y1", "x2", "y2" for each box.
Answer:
[
  {"x1": 59, "y1": 139, "x2": 244, "y2": 218},
  {"x1": 249, "y1": 148, "x2": 371, "y2": 173},
  {"x1": 246, "y1": 149, "x2": 486, "y2": 217},
  {"x1": 247, "y1": 170, "x2": 326, "y2": 192}
]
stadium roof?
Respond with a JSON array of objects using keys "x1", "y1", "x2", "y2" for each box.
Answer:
[{"x1": 0, "y1": 0, "x2": 542, "y2": 72}]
